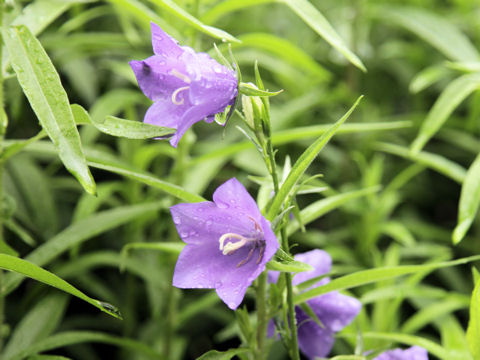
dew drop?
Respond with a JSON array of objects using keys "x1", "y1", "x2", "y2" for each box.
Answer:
[
  {"x1": 181, "y1": 231, "x2": 189, "y2": 238},
  {"x1": 159, "y1": 60, "x2": 166, "y2": 66},
  {"x1": 173, "y1": 216, "x2": 181, "y2": 224},
  {"x1": 215, "y1": 281, "x2": 223, "y2": 288},
  {"x1": 213, "y1": 65, "x2": 222, "y2": 73},
  {"x1": 206, "y1": 219, "x2": 213, "y2": 226},
  {"x1": 217, "y1": 201, "x2": 229, "y2": 209}
]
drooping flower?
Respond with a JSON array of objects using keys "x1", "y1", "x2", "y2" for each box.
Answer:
[
  {"x1": 130, "y1": 22, "x2": 238, "y2": 147},
  {"x1": 373, "y1": 346, "x2": 428, "y2": 360},
  {"x1": 170, "y1": 178, "x2": 279, "y2": 309},
  {"x1": 269, "y1": 249, "x2": 361, "y2": 359}
]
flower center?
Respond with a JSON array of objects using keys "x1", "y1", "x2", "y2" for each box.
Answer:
[{"x1": 218, "y1": 217, "x2": 265, "y2": 267}]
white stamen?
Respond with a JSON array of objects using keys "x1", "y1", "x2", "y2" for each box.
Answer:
[
  {"x1": 219, "y1": 233, "x2": 247, "y2": 254},
  {"x1": 171, "y1": 86, "x2": 189, "y2": 105},
  {"x1": 170, "y1": 69, "x2": 191, "y2": 84}
]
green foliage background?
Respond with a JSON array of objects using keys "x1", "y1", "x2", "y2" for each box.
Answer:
[{"x1": 1, "y1": 0, "x2": 480, "y2": 359}]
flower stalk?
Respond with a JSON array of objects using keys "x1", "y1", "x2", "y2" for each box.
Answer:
[
  {"x1": 248, "y1": 79, "x2": 301, "y2": 359},
  {"x1": 0, "y1": 0, "x2": 6, "y2": 352}
]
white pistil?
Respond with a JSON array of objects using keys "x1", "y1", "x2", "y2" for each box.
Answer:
[
  {"x1": 219, "y1": 233, "x2": 249, "y2": 255},
  {"x1": 170, "y1": 69, "x2": 191, "y2": 84},
  {"x1": 171, "y1": 86, "x2": 189, "y2": 105}
]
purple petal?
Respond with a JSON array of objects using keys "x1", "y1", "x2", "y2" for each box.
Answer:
[
  {"x1": 130, "y1": 56, "x2": 189, "y2": 102},
  {"x1": 212, "y1": 178, "x2": 262, "y2": 221},
  {"x1": 296, "y1": 306, "x2": 335, "y2": 359},
  {"x1": 307, "y1": 292, "x2": 361, "y2": 332},
  {"x1": 170, "y1": 178, "x2": 279, "y2": 310},
  {"x1": 150, "y1": 22, "x2": 183, "y2": 58},
  {"x1": 292, "y1": 249, "x2": 332, "y2": 286},
  {"x1": 143, "y1": 97, "x2": 189, "y2": 130},
  {"x1": 374, "y1": 346, "x2": 429, "y2": 360},
  {"x1": 169, "y1": 102, "x2": 214, "y2": 147}
]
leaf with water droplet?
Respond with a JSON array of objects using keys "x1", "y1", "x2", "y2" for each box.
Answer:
[{"x1": 3, "y1": 25, "x2": 96, "y2": 195}]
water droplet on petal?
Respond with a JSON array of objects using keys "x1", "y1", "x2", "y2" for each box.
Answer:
[
  {"x1": 213, "y1": 65, "x2": 222, "y2": 73},
  {"x1": 206, "y1": 220, "x2": 213, "y2": 226},
  {"x1": 217, "y1": 202, "x2": 229, "y2": 209},
  {"x1": 159, "y1": 60, "x2": 166, "y2": 66},
  {"x1": 173, "y1": 216, "x2": 181, "y2": 224},
  {"x1": 215, "y1": 281, "x2": 223, "y2": 288},
  {"x1": 181, "y1": 231, "x2": 189, "y2": 238}
]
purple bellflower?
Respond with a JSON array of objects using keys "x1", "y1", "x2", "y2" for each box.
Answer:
[
  {"x1": 130, "y1": 23, "x2": 238, "y2": 147},
  {"x1": 170, "y1": 178, "x2": 279, "y2": 310},
  {"x1": 269, "y1": 249, "x2": 361, "y2": 359},
  {"x1": 374, "y1": 346, "x2": 429, "y2": 360}
]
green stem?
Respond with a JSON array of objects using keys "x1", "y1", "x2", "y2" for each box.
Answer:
[
  {"x1": 0, "y1": 0, "x2": 5, "y2": 353},
  {"x1": 262, "y1": 123, "x2": 300, "y2": 360},
  {"x1": 255, "y1": 272, "x2": 267, "y2": 360}
]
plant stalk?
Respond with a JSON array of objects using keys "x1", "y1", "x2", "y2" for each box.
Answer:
[
  {"x1": 255, "y1": 272, "x2": 268, "y2": 360},
  {"x1": 0, "y1": 0, "x2": 6, "y2": 353}
]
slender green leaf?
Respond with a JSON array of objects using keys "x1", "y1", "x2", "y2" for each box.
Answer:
[
  {"x1": 411, "y1": 73, "x2": 480, "y2": 153},
  {"x1": 453, "y1": 153, "x2": 480, "y2": 244},
  {"x1": 6, "y1": 140, "x2": 206, "y2": 203},
  {"x1": 467, "y1": 277, "x2": 480, "y2": 359},
  {"x1": 295, "y1": 255, "x2": 480, "y2": 304},
  {"x1": 266, "y1": 259, "x2": 313, "y2": 273},
  {"x1": 287, "y1": 187, "x2": 380, "y2": 235},
  {"x1": 201, "y1": 0, "x2": 277, "y2": 24},
  {"x1": 3, "y1": 202, "x2": 163, "y2": 295},
  {"x1": 229, "y1": 33, "x2": 330, "y2": 81},
  {"x1": 149, "y1": 0, "x2": 239, "y2": 42},
  {"x1": 375, "y1": 142, "x2": 467, "y2": 184},
  {"x1": 351, "y1": 332, "x2": 448, "y2": 360},
  {"x1": 266, "y1": 96, "x2": 363, "y2": 220},
  {"x1": 281, "y1": 0, "x2": 366, "y2": 71},
  {"x1": 3, "y1": 25, "x2": 95, "y2": 194},
  {"x1": 402, "y1": 295, "x2": 469, "y2": 334},
  {"x1": 73, "y1": 104, "x2": 175, "y2": 139},
  {"x1": 409, "y1": 65, "x2": 451, "y2": 94},
  {"x1": 6, "y1": 331, "x2": 162, "y2": 360},
  {"x1": 196, "y1": 348, "x2": 250, "y2": 360},
  {"x1": 0, "y1": 254, "x2": 121, "y2": 319},
  {"x1": 376, "y1": 6, "x2": 480, "y2": 62},
  {"x1": 96, "y1": 115, "x2": 175, "y2": 139},
  {"x1": 3, "y1": 293, "x2": 68, "y2": 359},
  {"x1": 238, "y1": 82, "x2": 282, "y2": 97}
]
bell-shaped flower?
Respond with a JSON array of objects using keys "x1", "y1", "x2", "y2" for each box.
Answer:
[
  {"x1": 269, "y1": 249, "x2": 361, "y2": 359},
  {"x1": 170, "y1": 178, "x2": 279, "y2": 309},
  {"x1": 130, "y1": 22, "x2": 238, "y2": 147},
  {"x1": 374, "y1": 346, "x2": 428, "y2": 360}
]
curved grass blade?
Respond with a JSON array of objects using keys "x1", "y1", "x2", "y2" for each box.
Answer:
[
  {"x1": 229, "y1": 33, "x2": 330, "y2": 81},
  {"x1": 348, "y1": 332, "x2": 450, "y2": 360},
  {"x1": 3, "y1": 25, "x2": 96, "y2": 195},
  {"x1": 73, "y1": 104, "x2": 175, "y2": 139},
  {"x1": 281, "y1": 0, "x2": 366, "y2": 71},
  {"x1": 4, "y1": 140, "x2": 205, "y2": 203},
  {"x1": 454, "y1": 153, "x2": 480, "y2": 244},
  {"x1": 149, "y1": 0, "x2": 238, "y2": 42},
  {"x1": 467, "y1": 277, "x2": 480, "y2": 360},
  {"x1": 266, "y1": 96, "x2": 363, "y2": 220},
  {"x1": 375, "y1": 142, "x2": 467, "y2": 184},
  {"x1": 3, "y1": 202, "x2": 163, "y2": 295},
  {"x1": 3, "y1": 293, "x2": 68, "y2": 359},
  {"x1": 287, "y1": 186, "x2": 380, "y2": 235},
  {"x1": 196, "y1": 348, "x2": 250, "y2": 360},
  {"x1": 201, "y1": 0, "x2": 276, "y2": 24},
  {"x1": 0, "y1": 254, "x2": 121, "y2": 319},
  {"x1": 294, "y1": 255, "x2": 480, "y2": 304},
  {"x1": 411, "y1": 73, "x2": 480, "y2": 154},
  {"x1": 376, "y1": 6, "x2": 480, "y2": 62},
  {"x1": 6, "y1": 331, "x2": 162, "y2": 360}
]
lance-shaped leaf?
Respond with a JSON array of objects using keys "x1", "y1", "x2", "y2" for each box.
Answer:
[
  {"x1": 3, "y1": 25, "x2": 95, "y2": 195},
  {"x1": 467, "y1": 277, "x2": 480, "y2": 359},
  {"x1": 411, "y1": 73, "x2": 480, "y2": 154},
  {"x1": 0, "y1": 254, "x2": 121, "y2": 319},
  {"x1": 266, "y1": 96, "x2": 363, "y2": 221},
  {"x1": 281, "y1": 0, "x2": 366, "y2": 72},
  {"x1": 453, "y1": 153, "x2": 480, "y2": 244}
]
